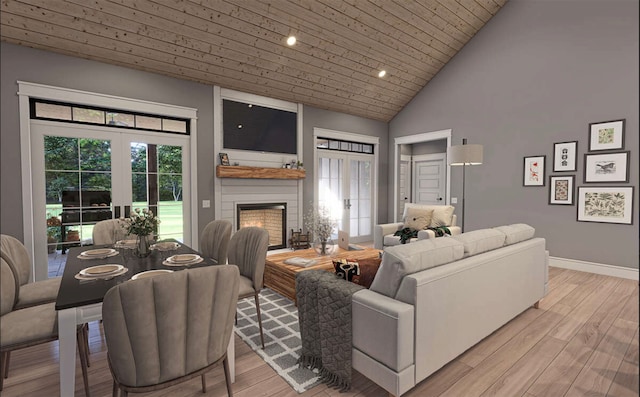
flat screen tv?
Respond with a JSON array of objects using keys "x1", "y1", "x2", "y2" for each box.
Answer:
[{"x1": 223, "y1": 99, "x2": 297, "y2": 155}]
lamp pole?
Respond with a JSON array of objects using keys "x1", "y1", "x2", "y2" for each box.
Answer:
[{"x1": 461, "y1": 138, "x2": 467, "y2": 233}]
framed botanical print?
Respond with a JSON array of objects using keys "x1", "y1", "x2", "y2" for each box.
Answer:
[
  {"x1": 549, "y1": 175, "x2": 575, "y2": 205},
  {"x1": 583, "y1": 151, "x2": 629, "y2": 183},
  {"x1": 523, "y1": 155, "x2": 545, "y2": 186},
  {"x1": 553, "y1": 141, "x2": 577, "y2": 172},
  {"x1": 219, "y1": 152, "x2": 230, "y2": 166},
  {"x1": 577, "y1": 186, "x2": 634, "y2": 224},
  {"x1": 588, "y1": 119, "x2": 625, "y2": 151}
]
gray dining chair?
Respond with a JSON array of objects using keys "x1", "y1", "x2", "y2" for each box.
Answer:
[
  {"x1": 228, "y1": 227, "x2": 270, "y2": 349},
  {"x1": 92, "y1": 219, "x2": 130, "y2": 245},
  {"x1": 0, "y1": 234, "x2": 91, "y2": 377},
  {"x1": 200, "y1": 220, "x2": 232, "y2": 265},
  {"x1": 102, "y1": 265, "x2": 240, "y2": 397},
  {"x1": 0, "y1": 257, "x2": 90, "y2": 395},
  {"x1": 0, "y1": 234, "x2": 61, "y2": 310}
]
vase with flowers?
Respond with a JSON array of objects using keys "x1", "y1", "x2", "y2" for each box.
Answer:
[
  {"x1": 304, "y1": 204, "x2": 337, "y2": 256},
  {"x1": 120, "y1": 208, "x2": 159, "y2": 257}
]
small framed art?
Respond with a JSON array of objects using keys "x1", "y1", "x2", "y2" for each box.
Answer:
[
  {"x1": 577, "y1": 186, "x2": 634, "y2": 224},
  {"x1": 583, "y1": 151, "x2": 629, "y2": 183},
  {"x1": 588, "y1": 119, "x2": 625, "y2": 151},
  {"x1": 549, "y1": 175, "x2": 575, "y2": 205},
  {"x1": 553, "y1": 141, "x2": 577, "y2": 172},
  {"x1": 219, "y1": 152, "x2": 230, "y2": 166},
  {"x1": 523, "y1": 155, "x2": 545, "y2": 186}
]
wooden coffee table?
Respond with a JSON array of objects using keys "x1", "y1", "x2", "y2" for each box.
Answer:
[{"x1": 264, "y1": 246, "x2": 381, "y2": 302}]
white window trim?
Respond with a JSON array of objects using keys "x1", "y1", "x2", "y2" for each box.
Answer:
[
  {"x1": 18, "y1": 81, "x2": 199, "y2": 278},
  {"x1": 313, "y1": 127, "x2": 380, "y2": 232}
]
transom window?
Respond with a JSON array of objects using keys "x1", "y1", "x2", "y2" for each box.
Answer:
[
  {"x1": 30, "y1": 99, "x2": 190, "y2": 134},
  {"x1": 316, "y1": 137, "x2": 374, "y2": 154}
]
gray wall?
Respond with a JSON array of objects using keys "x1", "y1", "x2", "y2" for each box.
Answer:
[
  {"x1": 390, "y1": 0, "x2": 639, "y2": 269},
  {"x1": 0, "y1": 42, "x2": 387, "y2": 243},
  {"x1": 412, "y1": 139, "x2": 448, "y2": 156},
  {"x1": 302, "y1": 106, "x2": 389, "y2": 224}
]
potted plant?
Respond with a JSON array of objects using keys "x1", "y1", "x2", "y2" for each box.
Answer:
[{"x1": 46, "y1": 214, "x2": 61, "y2": 253}]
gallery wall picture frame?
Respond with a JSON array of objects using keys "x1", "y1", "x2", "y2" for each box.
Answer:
[
  {"x1": 583, "y1": 151, "x2": 630, "y2": 183},
  {"x1": 219, "y1": 152, "x2": 230, "y2": 166},
  {"x1": 549, "y1": 175, "x2": 575, "y2": 205},
  {"x1": 553, "y1": 141, "x2": 578, "y2": 172},
  {"x1": 523, "y1": 155, "x2": 546, "y2": 186},
  {"x1": 577, "y1": 186, "x2": 634, "y2": 224},
  {"x1": 588, "y1": 119, "x2": 625, "y2": 151}
]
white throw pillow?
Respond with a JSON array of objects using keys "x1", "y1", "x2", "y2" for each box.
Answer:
[
  {"x1": 403, "y1": 207, "x2": 433, "y2": 230},
  {"x1": 430, "y1": 206, "x2": 455, "y2": 227}
]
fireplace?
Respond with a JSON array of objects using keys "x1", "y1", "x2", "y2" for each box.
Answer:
[{"x1": 237, "y1": 203, "x2": 287, "y2": 250}]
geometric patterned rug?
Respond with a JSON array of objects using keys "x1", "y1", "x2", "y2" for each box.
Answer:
[{"x1": 235, "y1": 288, "x2": 321, "y2": 393}]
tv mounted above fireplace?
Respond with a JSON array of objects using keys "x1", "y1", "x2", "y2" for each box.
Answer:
[{"x1": 222, "y1": 99, "x2": 297, "y2": 155}]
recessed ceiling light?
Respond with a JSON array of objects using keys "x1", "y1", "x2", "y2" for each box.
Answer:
[
  {"x1": 237, "y1": 124, "x2": 243, "y2": 129},
  {"x1": 378, "y1": 70, "x2": 387, "y2": 78},
  {"x1": 247, "y1": 104, "x2": 252, "y2": 108},
  {"x1": 286, "y1": 36, "x2": 297, "y2": 46}
]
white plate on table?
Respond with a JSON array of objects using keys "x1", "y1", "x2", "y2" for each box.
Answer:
[
  {"x1": 151, "y1": 242, "x2": 180, "y2": 251},
  {"x1": 114, "y1": 239, "x2": 137, "y2": 248},
  {"x1": 163, "y1": 254, "x2": 203, "y2": 267},
  {"x1": 80, "y1": 264, "x2": 124, "y2": 277},
  {"x1": 81, "y1": 248, "x2": 116, "y2": 257},
  {"x1": 131, "y1": 269, "x2": 174, "y2": 280}
]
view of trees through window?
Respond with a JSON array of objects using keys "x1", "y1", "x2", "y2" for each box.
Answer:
[{"x1": 45, "y1": 135, "x2": 184, "y2": 251}]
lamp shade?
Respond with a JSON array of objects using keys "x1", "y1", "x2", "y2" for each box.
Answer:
[{"x1": 448, "y1": 143, "x2": 483, "y2": 166}]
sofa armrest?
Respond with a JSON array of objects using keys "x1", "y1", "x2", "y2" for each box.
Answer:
[
  {"x1": 352, "y1": 289, "x2": 414, "y2": 372},
  {"x1": 374, "y1": 222, "x2": 404, "y2": 249},
  {"x1": 417, "y1": 225, "x2": 462, "y2": 240}
]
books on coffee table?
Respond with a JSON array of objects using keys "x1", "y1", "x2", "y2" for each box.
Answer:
[{"x1": 283, "y1": 257, "x2": 318, "y2": 267}]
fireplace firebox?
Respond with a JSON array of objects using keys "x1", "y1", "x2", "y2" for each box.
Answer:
[{"x1": 237, "y1": 203, "x2": 287, "y2": 250}]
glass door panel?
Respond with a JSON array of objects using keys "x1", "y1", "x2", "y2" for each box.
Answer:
[
  {"x1": 349, "y1": 158, "x2": 372, "y2": 239},
  {"x1": 317, "y1": 155, "x2": 344, "y2": 234}
]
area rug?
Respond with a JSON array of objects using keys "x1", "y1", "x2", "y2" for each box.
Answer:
[{"x1": 235, "y1": 288, "x2": 321, "y2": 393}]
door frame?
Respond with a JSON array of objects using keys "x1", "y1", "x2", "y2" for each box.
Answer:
[
  {"x1": 313, "y1": 128, "x2": 379, "y2": 239},
  {"x1": 18, "y1": 81, "x2": 198, "y2": 281},
  {"x1": 393, "y1": 130, "x2": 452, "y2": 222}
]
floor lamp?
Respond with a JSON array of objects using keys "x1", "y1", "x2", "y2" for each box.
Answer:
[{"x1": 448, "y1": 138, "x2": 483, "y2": 232}]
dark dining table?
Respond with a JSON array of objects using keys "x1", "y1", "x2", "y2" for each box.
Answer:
[{"x1": 55, "y1": 243, "x2": 235, "y2": 396}]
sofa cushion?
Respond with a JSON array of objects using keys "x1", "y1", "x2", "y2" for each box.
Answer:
[
  {"x1": 493, "y1": 224, "x2": 535, "y2": 245},
  {"x1": 452, "y1": 229, "x2": 506, "y2": 257},
  {"x1": 403, "y1": 207, "x2": 433, "y2": 230},
  {"x1": 370, "y1": 238, "x2": 464, "y2": 298},
  {"x1": 402, "y1": 204, "x2": 455, "y2": 228}
]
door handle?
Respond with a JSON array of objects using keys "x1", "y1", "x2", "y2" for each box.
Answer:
[
  {"x1": 437, "y1": 197, "x2": 443, "y2": 201},
  {"x1": 344, "y1": 199, "x2": 352, "y2": 210}
]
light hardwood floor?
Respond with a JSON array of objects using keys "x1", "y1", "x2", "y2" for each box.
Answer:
[{"x1": 2, "y1": 268, "x2": 638, "y2": 397}]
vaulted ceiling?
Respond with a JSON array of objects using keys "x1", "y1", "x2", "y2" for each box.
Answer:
[{"x1": 1, "y1": 0, "x2": 507, "y2": 122}]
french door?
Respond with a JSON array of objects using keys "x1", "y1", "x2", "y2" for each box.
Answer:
[
  {"x1": 31, "y1": 121, "x2": 191, "y2": 279},
  {"x1": 317, "y1": 151, "x2": 373, "y2": 243}
]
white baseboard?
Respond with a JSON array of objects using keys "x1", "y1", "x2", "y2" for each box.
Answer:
[{"x1": 549, "y1": 256, "x2": 639, "y2": 281}]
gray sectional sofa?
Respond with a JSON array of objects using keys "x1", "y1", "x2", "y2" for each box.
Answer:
[{"x1": 352, "y1": 224, "x2": 548, "y2": 396}]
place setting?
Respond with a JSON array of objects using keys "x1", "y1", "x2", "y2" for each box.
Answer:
[
  {"x1": 74, "y1": 263, "x2": 129, "y2": 281},
  {"x1": 162, "y1": 253, "x2": 203, "y2": 267},
  {"x1": 77, "y1": 248, "x2": 119, "y2": 260}
]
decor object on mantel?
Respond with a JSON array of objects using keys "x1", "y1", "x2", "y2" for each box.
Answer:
[
  {"x1": 448, "y1": 138, "x2": 483, "y2": 232},
  {"x1": 216, "y1": 165, "x2": 305, "y2": 179},
  {"x1": 120, "y1": 208, "x2": 159, "y2": 257},
  {"x1": 304, "y1": 204, "x2": 337, "y2": 256}
]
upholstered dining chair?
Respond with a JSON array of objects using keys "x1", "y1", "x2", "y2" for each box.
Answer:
[
  {"x1": 0, "y1": 258, "x2": 90, "y2": 395},
  {"x1": 102, "y1": 265, "x2": 239, "y2": 397},
  {"x1": 92, "y1": 219, "x2": 130, "y2": 245},
  {"x1": 227, "y1": 227, "x2": 270, "y2": 349},
  {"x1": 0, "y1": 234, "x2": 61, "y2": 310},
  {"x1": 200, "y1": 219, "x2": 232, "y2": 265}
]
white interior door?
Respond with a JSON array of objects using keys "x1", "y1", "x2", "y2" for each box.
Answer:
[
  {"x1": 398, "y1": 155, "x2": 411, "y2": 220},
  {"x1": 412, "y1": 154, "x2": 447, "y2": 205},
  {"x1": 31, "y1": 121, "x2": 190, "y2": 279},
  {"x1": 317, "y1": 151, "x2": 374, "y2": 242}
]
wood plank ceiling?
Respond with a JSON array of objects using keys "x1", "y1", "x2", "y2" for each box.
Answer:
[{"x1": 0, "y1": 0, "x2": 507, "y2": 122}]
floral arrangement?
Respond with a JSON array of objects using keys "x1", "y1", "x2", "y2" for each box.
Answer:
[
  {"x1": 46, "y1": 213, "x2": 62, "y2": 238},
  {"x1": 120, "y1": 208, "x2": 160, "y2": 237},
  {"x1": 304, "y1": 204, "x2": 336, "y2": 242}
]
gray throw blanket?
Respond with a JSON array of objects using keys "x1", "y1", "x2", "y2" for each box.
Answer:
[{"x1": 296, "y1": 270, "x2": 364, "y2": 391}]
